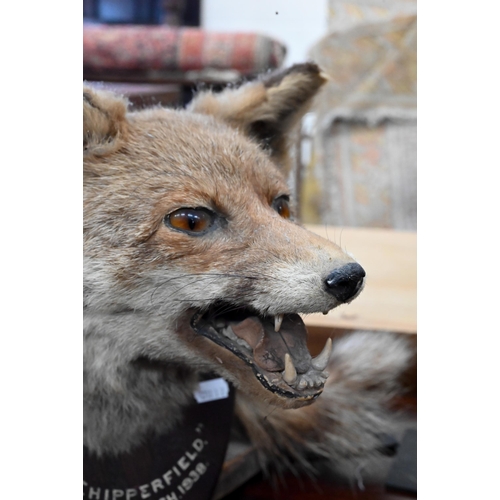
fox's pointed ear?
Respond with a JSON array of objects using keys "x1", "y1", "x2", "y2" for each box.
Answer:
[
  {"x1": 83, "y1": 86, "x2": 128, "y2": 157},
  {"x1": 188, "y1": 63, "x2": 327, "y2": 173}
]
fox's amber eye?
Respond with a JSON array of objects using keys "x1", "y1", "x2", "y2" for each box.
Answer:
[
  {"x1": 273, "y1": 197, "x2": 291, "y2": 219},
  {"x1": 166, "y1": 208, "x2": 215, "y2": 234}
]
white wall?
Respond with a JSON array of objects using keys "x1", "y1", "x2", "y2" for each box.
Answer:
[{"x1": 201, "y1": 0, "x2": 329, "y2": 66}]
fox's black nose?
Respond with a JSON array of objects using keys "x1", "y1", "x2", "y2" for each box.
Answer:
[{"x1": 325, "y1": 263, "x2": 365, "y2": 303}]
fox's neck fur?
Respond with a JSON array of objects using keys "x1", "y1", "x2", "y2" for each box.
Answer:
[{"x1": 84, "y1": 308, "x2": 412, "y2": 475}]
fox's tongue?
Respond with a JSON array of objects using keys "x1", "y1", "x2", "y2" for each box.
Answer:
[{"x1": 229, "y1": 314, "x2": 312, "y2": 373}]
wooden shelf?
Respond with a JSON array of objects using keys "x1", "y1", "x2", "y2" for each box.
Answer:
[{"x1": 303, "y1": 226, "x2": 417, "y2": 336}]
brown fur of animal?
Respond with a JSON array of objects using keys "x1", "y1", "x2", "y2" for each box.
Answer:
[{"x1": 83, "y1": 63, "x2": 411, "y2": 475}]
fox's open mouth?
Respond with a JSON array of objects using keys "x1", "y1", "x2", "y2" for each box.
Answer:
[{"x1": 191, "y1": 303, "x2": 332, "y2": 401}]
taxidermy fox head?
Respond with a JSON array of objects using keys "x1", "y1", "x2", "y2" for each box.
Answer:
[{"x1": 83, "y1": 63, "x2": 365, "y2": 416}]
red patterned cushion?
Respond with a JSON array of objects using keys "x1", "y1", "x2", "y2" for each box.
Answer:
[{"x1": 83, "y1": 25, "x2": 286, "y2": 75}]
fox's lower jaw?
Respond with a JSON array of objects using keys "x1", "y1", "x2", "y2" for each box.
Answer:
[{"x1": 191, "y1": 304, "x2": 332, "y2": 402}]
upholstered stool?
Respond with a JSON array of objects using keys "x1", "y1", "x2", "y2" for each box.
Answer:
[{"x1": 84, "y1": 24, "x2": 286, "y2": 91}]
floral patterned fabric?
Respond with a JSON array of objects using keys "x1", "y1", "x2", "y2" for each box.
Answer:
[
  {"x1": 83, "y1": 25, "x2": 286, "y2": 75},
  {"x1": 301, "y1": 15, "x2": 417, "y2": 230}
]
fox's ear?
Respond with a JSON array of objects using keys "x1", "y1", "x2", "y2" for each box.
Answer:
[
  {"x1": 188, "y1": 63, "x2": 327, "y2": 174},
  {"x1": 83, "y1": 86, "x2": 128, "y2": 156}
]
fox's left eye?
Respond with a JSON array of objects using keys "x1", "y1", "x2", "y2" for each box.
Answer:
[
  {"x1": 272, "y1": 196, "x2": 291, "y2": 219},
  {"x1": 165, "y1": 208, "x2": 215, "y2": 235}
]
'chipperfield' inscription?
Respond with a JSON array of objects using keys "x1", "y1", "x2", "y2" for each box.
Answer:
[{"x1": 83, "y1": 438, "x2": 207, "y2": 500}]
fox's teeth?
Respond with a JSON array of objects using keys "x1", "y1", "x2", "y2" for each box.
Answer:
[
  {"x1": 274, "y1": 314, "x2": 284, "y2": 332},
  {"x1": 283, "y1": 353, "x2": 297, "y2": 385},
  {"x1": 311, "y1": 338, "x2": 333, "y2": 371},
  {"x1": 312, "y1": 376, "x2": 323, "y2": 388}
]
